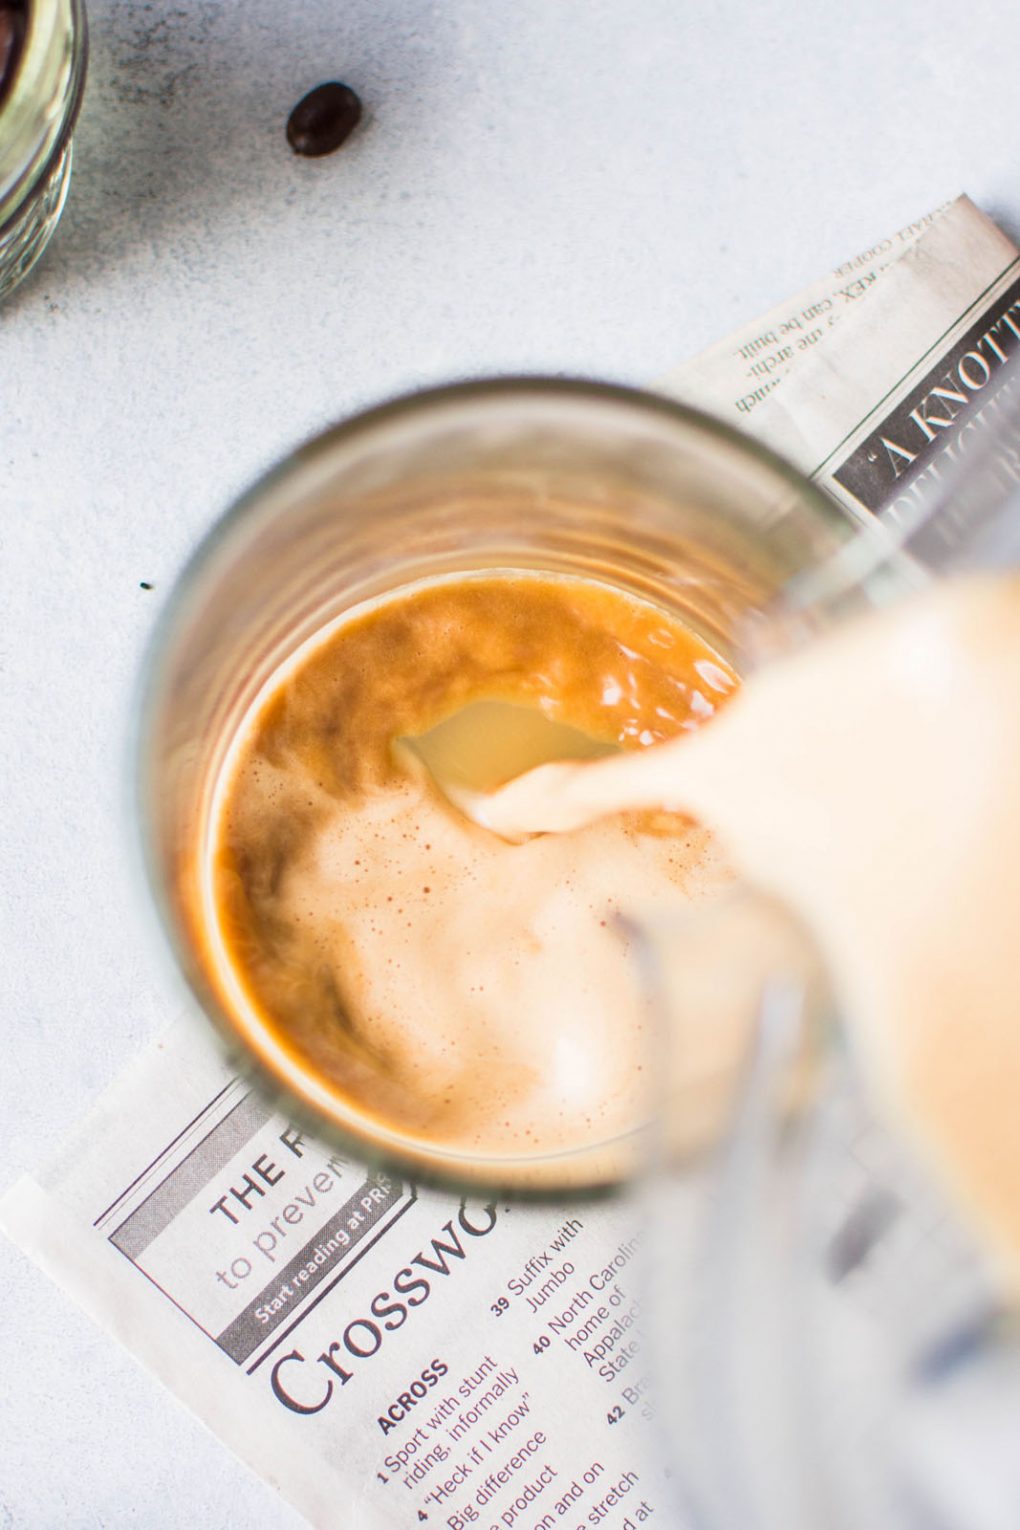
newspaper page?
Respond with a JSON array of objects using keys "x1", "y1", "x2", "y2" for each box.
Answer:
[
  {"x1": 2, "y1": 1009, "x2": 657, "y2": 1530},
  {"x1": 662, "y1": 194, "x2": 1020, "y2": 523},
  {"x1": 4, "y1": 192, "x2": 1018, "y2": 1530}
]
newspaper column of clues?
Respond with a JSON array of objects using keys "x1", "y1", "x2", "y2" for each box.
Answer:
[
  {"x1": 374, "y1": 1216, "x2": 658, "y2": 1530},
  {"x1": 92, "y1": 1069, "x2": 665, "y2": 1530}
]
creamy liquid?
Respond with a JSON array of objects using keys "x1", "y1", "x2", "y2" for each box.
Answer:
[
  {"x1": 486, "y1": 575, "x2": 1020, "y2": 1276},
  {"x1": 206, "y1": 573, "x2": 737, "y2": 1163}
]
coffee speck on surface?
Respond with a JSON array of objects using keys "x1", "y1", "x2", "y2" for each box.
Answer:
[{"x1": 286, "y1": 81, "x2": 362, "y2": 157}]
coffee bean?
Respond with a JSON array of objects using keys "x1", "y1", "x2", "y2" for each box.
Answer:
[{"x1": 287, "y1": 81, "x2": 362, "y2": 158}]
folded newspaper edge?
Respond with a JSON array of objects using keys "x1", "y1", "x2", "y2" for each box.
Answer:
[
  {"x1": 3, "y1": 193, "x2": 1016, "y2": 1530},
  {"x1": 660, "y1": 194, "x2": 1020, "y2": 522}
]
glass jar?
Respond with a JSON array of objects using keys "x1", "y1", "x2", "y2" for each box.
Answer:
[
  {"x1": 641, "y1": 363, "x2": 1020, "y2": 1530},
  {"x1": 136, "y1": 377, "x2": 865, "y2": 1192},
  {"x1": 0, "y1": 0, "x2": 87, "y2": 301}
]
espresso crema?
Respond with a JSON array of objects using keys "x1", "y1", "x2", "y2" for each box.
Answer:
[
  {"x1": 484, "y1": 574, "x2": 1020, "y2": 1277},
  {"x1": 203, "y1": 573, "x2": 738, "y2": 1167}
]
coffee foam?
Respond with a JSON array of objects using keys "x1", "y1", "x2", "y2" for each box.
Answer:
[{"x1": 203, "y1": 572, "x2": 737, "y2": 1166}]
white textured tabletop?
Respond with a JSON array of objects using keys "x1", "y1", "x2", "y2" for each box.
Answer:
[{"x1": 2, "y1": 1, "x2": 1018, "y2": 1524}]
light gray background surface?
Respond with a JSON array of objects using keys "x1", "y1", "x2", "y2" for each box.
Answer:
[{"x1": 2, "y1": 1, "x2": 1017, "y2": 1524}]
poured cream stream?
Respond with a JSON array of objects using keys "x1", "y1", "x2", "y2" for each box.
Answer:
[{"x1": 483, "y1": 574, "x2": 1020, "y2": 1276}]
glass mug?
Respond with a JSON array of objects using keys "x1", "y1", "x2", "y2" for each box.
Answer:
[{"x1": 137, "y1": 378, "x2": 860, "y2": 1193}]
